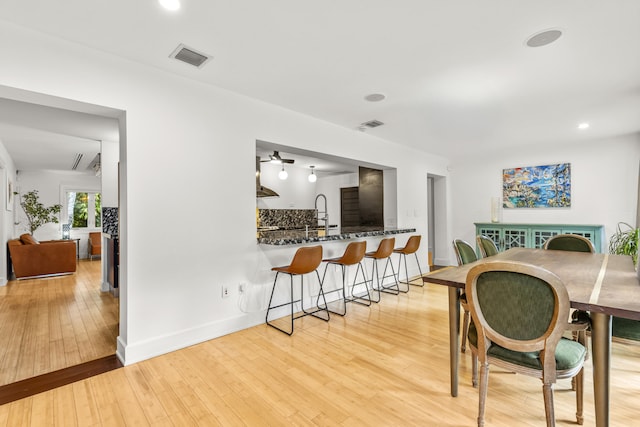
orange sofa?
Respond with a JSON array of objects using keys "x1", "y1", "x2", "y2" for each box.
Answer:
[{"x1": 8, "y1": 234, "x2": 77, "y2": 279}]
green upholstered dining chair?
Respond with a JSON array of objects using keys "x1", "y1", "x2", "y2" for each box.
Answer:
[
  {"x1": 465, "y1": 261, "x2": 588, "y2": 427},
  {"x1": 610, "y1": 315, "x2": 640, "y2": 356},
  {"x1": 612, "y1": 317, "x2": 640, "y2": 343},
  {"x1": 544, "y1": 234, "x2": 640, "y2": 352},
  {"x1": 452, "y1": 239, "x2": 478, "y2": 355},
  {"x1": 543, "y1": 233, "x2": 594, "y2": 354},
  {"x1": 543, "y1": 234, "x2": 595, "y2": 253},
  {"x1": 476, "y1": 235, "x2": 499, "y2": 258}
]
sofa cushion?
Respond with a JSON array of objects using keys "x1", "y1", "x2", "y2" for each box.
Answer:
[{"x1": 20, "y1": 234, "x2": 40, "y2": 245}]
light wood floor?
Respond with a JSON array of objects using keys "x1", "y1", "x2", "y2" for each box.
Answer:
[
  {"x1": 1, "y1": 277, "x2": 639, "y2": 425},
  {"x1": 0, "y1": 260, "x2": 119, "y2": 387}
]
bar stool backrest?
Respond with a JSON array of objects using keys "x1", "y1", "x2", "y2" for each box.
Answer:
[
  {"x1": 338, "y1": 241, "x2": 367, "y2": 265},
  {"x1": 398, "y1": 235, "x2": 421, "y2": 255},
  {"x1": 285, "y1": 245, "x2": 323, "y2": 274},
  {"x1": 370, "y1": 237, "x2": 395, "y2": 259}
]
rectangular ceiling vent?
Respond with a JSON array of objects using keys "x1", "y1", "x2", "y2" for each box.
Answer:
[
  {"x1": 71, "y1": 153, "x2": 83, "y2": 170},
  {"x1": 170, "y1": 44, "x2": 212, "y2": 68},
  {"x1": 362, "y1": 119, "x2": 384, "y2": 128}
]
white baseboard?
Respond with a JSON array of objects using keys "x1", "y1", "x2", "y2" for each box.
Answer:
[{"x1": 117, "y1": 311, "x2": 266, "y2": 366}]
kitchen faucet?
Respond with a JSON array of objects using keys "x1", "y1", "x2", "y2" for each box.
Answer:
[{"x1": 315, "y1": 193, "x2": 328, "y2": 233}]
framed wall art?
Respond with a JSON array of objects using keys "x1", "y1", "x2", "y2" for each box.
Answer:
[
  {"x1": 503, "y1": 163, "x2": 571, "y2": 208},
  {"x1": 6, "y1": 175, "x2": 13, "y2": 211}
]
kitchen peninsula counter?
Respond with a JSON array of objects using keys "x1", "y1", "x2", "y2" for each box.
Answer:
[{"x1": 257, "y1": 227, "x2": 416, "y2": 245}]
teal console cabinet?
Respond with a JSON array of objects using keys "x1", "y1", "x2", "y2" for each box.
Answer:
[{"x1": 475, "y1": 223, "x2": 605, "y2": 253}]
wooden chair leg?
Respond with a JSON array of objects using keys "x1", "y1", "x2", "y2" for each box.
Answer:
[
  {"x1": 542, "y1": 382, "x2": 556, "y2": 427},
  {"x1": 472, "y1": 353, "x2": 478, "y2": 387},
  {"x1": 477, "y1": 362, "x2": 489, "y2": 427},
  {"x1": 461, "y1": 309, "x2": 470, "y2": 353},
  {"x1": 576, "y1": 369, "x2": 584, "y2": 425}
]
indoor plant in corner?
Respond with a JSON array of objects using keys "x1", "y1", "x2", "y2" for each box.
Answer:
[
  {"x1": 609, "y1": 222, "x2": 639, "y2": 266},
  {"x1": 16, "y1": 189, "x2": 62, "y2": 236}
]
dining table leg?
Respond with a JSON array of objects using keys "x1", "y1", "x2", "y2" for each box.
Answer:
[
  {"x1": 448, "y1": 286, "x2": 460, "y2": 397},
  {"x1": 590, "y1": 312, "x2": 611, "y2": 427}
]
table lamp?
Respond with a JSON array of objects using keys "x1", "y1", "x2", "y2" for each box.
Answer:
[{"x1": 62, "y1": 223, "x2": 70, "y2": 240}]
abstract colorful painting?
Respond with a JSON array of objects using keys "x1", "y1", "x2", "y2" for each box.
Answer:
[{"x1": 503, "y1": 163, "x2": 571, "y2": 208}]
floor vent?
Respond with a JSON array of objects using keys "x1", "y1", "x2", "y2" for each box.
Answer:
[{"x1": 170, "y1": 44, "x2": 212, "y2": 68}]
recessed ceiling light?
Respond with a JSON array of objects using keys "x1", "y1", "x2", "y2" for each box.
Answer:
[
  {"x1": 578, "y1": 122, "x2": 590, "y2": 130},
  {"x1": 525, "y1": 29, "x2": 563, "y2": 47},
  {"x1": 159, "y1": 0, "x2": 181, "y2": 11},
  {"x1": 364, "y1": 93, "x2": 386, "y2": 102}
]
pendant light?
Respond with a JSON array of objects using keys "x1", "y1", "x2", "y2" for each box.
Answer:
[
  {"x1": 308, "y1": 166, "x2": 317, "y2": 182},
  {"x1": 278, "y1": 164, "x2": 288, "y2": 180}
]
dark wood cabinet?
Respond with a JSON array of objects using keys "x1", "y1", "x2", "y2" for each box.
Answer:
[
  {"x1": 358, "y1": 166, "x2": 384, "y2": 227},
  {"x1": 340, "y1": 187, "x2": 360, "y2": 227},
  {"x1": 106, "y1": 236, "x2": 119, "y2": 296}
]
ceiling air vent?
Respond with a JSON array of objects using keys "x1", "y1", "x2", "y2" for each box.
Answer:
[
  {"x1": 361, "y1": 119, "x2": 384, "y2": 128},
  {"x1": 170, "y1": 44, "x2": 212, "y2": 68},
  {"x1": 71, "y1": 153, "x2": 83, "y2": 170}
]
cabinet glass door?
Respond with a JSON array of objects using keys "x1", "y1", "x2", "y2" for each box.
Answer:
[
  {"x1": 503, "y1": 228, "x2": 527, "y2": 250},
  {"x1": 477, "y1": 226, "x2": 501, "y2": 251},
  {"x1": 532, "y1": 229, "x2": 561, "y2": 249}
]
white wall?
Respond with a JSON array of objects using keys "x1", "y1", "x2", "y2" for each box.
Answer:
[
  {"x1": 383, "y1": 169, "x2": 398, "y2": 228},
  {"x1": 100, "y1": 140, "x2": 119, "y2": 208},
  {"x1": 447, "y1": 133, "x2": 640, "y2": 264},
  {"x1": 0, "y1": 21, "x2": 449, "y2": 365},
  {"x1": 0, "y1": 140, "x2": 16, "y2": 285},
  {"x1": 257, "y1": 161, "x2": 318, "y2": 210},
  {"x1": 14, "y1": 170, "x2": 101, "y2": 253}
]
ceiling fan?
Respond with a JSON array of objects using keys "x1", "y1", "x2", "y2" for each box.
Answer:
[{"x1": 261, "y1": 150, "x2": 295, "y2": 164}]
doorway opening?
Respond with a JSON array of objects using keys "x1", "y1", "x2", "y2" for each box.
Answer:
[
  {"x1": 427, "y1": 174, "x2": 447, "y2": 269},
  {"x1": 0, "y1": 85, "x2": 125, "y2": 395}
]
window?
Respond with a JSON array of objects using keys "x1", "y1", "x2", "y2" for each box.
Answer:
[{"x1": 66, "y1": 191, "x2": 101, "y2": 229}]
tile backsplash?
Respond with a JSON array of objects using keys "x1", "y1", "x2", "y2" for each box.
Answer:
[
  {"x1": 258, "y1": 209, "x2": 317, "y2": 229},
  {"x1": 102, "y1": 207, "x2": 119, "y2": 236}
]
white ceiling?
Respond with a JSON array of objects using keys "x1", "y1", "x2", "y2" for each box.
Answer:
[
  {"x1": 0, "y1": 0, "x2": 639, "y2": 170},
  {"x1": 0, "y1": 95, "x2": 119, "y2": 174}
]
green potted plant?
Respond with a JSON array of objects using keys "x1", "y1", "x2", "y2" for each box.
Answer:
[
  {"x1": 609, "y1": 222, "x2": 639, "y2": 266},
  {"x1": 16, "y1": 190, "x2": 62, "y2": 235}
]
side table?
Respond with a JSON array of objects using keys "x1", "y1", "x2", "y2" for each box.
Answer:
[{"x1": 63, "y1": 238, "x2": 81, "y2": 259}]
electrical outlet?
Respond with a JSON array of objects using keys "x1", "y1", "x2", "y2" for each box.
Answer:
[
  {"x1": 239, "y1": 283, "x2": 246, "y2": 294},
  {"x1": 222, "y1": 285, "x2": 230, "y2": 298}
]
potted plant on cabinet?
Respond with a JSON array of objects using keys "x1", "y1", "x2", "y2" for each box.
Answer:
[{"x1": 609, "y1": 222, "x2": 639, "y2": 266}]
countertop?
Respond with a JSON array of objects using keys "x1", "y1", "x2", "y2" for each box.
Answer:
[{"x1": 257, "y1": 226, "x2": 417, "y2": 245}]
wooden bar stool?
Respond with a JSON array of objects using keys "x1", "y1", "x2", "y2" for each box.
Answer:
[
  {"x1": 319, "y1": 241, "x2": 370, "y2": 315},
  {"x1": 265, "y1": 245, "x2": 329, "y2": 335},
  {"x1": 365, "y1": 237, "x2": 399, "y2": 303},
  {"x1": 393, "y1": 235, "x2": 423, "y2": 292}
]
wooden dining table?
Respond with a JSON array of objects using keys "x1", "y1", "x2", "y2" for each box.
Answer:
[{"x1": 423, "y1": 247, "x2": 640, "y2": 427}]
